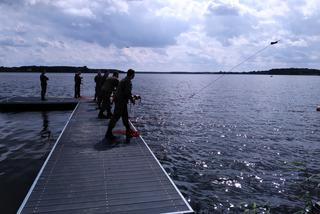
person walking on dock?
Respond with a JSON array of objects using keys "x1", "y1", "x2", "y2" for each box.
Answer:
[
  {"x1": 74, "y1": 71, "x2": 82, "y2": 98},
  {"x1": 98, "y1": 71, "x2": 119, "y2": 119},
  {"x1": 94, "y1": 71, "x2": 102, "y2": 102},
  {"x1": 105, "y1": 69, "x2": 135, "y2": 139},
  {"x1": 40, "y1": 70, "x2": 49, "y2": 101}
]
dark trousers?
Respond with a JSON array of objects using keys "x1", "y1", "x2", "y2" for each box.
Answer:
[
  {"x1": 97, "y1": 91, "x2": 103, "y2": 108},
  {"x1": 74, "y1": 84, "x2": 80, "y2": 98},
  {"x1": 99, "y1": 93, "x2": 112, "y2": 116},
  {"x1": 94, "y1": 87, "x2": 100, "y2": 101},
  {"x1": 41, "y1": 84, "x2": 47, "y2": 100},
  {"x1": 106, "y1": 101, "x2": 130, "y2": 135}
]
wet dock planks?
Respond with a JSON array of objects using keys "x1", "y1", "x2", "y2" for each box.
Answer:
[
  {"x1": 0, "y1": 97, "x2": 78, "y2": 111},
  {"x1": 18, "y1": 101, "x2": 193, "y2": 214}
]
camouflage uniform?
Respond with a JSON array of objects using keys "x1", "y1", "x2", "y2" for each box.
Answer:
[
  {"x1": 106, "y1": 76, "x2": 134, "y2": 136},
  {"x1": 98, "y1": 77, "x2": 119, "y2": 118}
]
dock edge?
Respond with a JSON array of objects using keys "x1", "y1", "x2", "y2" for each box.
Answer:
[
  {"x1": 130, "y1": 121, "x2": 194, "y2": 214},
  {"x1": 17, "y1": 103, "x2": 80, "y2": 214}
]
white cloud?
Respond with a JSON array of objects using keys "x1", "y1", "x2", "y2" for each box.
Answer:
[
  {"x1": 0, "y1": 36, "x2": 27, "y2": 47},
  {"x1": 64, "y1": 7, "x2": 95, "y2": 18},
  {"x1": 299, "y1": 0, "x2": 320, "y2": 17},
  {"x1": 287, "y1": 39, "x2": 308, "y2": 47},
  {"x1": 154, "y1": 0, "x2": 207, "y2": 21},
  {"x1": 0, "y1": 0, "x2": 320, "y2": 71}
]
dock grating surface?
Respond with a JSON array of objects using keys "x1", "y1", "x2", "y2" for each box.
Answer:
[{"x1": 18, "y1": 101, "x2": 193, "y2": 214}]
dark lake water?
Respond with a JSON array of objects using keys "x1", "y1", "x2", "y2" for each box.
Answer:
[{"x1": 0, "y1": 73, "x2": 320, "y2": 213}]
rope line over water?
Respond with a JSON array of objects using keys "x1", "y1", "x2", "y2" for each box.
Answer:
[
  {"x1": 188, "y1": 40, "x2": 280, "y2": 99},
  {"x1": 130, "y1": 40, "x2": 280, "y2": 117}
]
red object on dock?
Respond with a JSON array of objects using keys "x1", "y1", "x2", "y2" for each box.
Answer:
[{"x1": 113, "y1": 129, "x2": 140, "y2": 137}]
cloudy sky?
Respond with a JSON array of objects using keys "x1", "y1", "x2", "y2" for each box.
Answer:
[{"x1": 0, "y1": 0, "x2": 319, "y2": 72}]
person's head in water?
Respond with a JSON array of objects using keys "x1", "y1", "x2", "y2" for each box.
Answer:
[
  {"x1": 127, "y1": 69, "x2": 135, "y2": 80},
  {"x1": 112, "y1": 71, "x2": 119, "y2": 79},
  {"x1": 42, "y1": 69, "x2": 46, "y2": 75},
  {"x1": 98, "y1": 70, "x2": 101, "y2": 76}
]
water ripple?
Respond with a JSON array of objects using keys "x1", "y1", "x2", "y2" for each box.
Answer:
[{"x1": 1, "y1": 73, "x2": 320, "y2": 213}]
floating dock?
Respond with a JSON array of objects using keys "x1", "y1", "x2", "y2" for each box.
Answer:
[
  {"x1": 17, "y1": 100, "x2": 193, "y2": 213},
  {"x1": 0, "y1": 97, "x2": 78, "y2": 111}
]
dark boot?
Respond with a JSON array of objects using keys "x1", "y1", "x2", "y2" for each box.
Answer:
[
  {"x1": 105, "y1": 128, "x2": 115, "y2": 140},
  {"x1": 106, "y1": 112, "x2": 113, "y2": 119},
  {"x1": 98, "y1": 111, "x2": 108, "y2": 119}
]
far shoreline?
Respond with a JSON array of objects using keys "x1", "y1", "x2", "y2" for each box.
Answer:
[{"x1": 1, "y1": 66, "x2": 320, "y2": 76}]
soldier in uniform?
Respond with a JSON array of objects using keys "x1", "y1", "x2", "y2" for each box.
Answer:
[
  {"x1": 94, "y1": 71, "x2": 102, "y2": 102},
  {"x1": 101, "y1": 71, "x2": 109, "y2": 84},
  {"x1": 98, "y1": 71, "x2": 119, "y2": 119},
  {"x1": 74, "y1": 71, "x2": 82, "y2": 98},
  {"x1": 97, "y1": 71, "x2": 109, "y2": 107},
  {"x1": 105, "y1": 69, "x2": 135, "y2": 139},
  {"x1": 40, "y1": 70, "x2": 49, "y2": 100}
]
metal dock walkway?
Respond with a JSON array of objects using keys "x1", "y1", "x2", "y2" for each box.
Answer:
[
  {"x1": 0, "y1": 97, "x2": 77, "y2": 111},
  {"x1": 18, "y1": 101, "x2": 193, "y2": 214}
]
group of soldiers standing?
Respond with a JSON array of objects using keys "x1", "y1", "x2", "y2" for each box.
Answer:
[
  {"x1": 95, "y1": 71, "x2": 119, "y2": 119},
  {"x1": 40, "y1": 69, "x2": 138, "y2": 141},
  {"x1": 95, "y1": 69, "x2": 137, "y2": 140}
]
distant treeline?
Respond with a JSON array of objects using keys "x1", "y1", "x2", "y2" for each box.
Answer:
[
  {"x1": 242, "y1": 68, "x2": 320, "y2": 75},
  {"x1": 137, "y1": 68, "x2": 320, "y2": 75},
  {"x1": 0, "y1": 66, "x2": 123, "y2": 74},
  {"x1": 1, "y1": 66, "x2": 320, "y2": 75}
]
